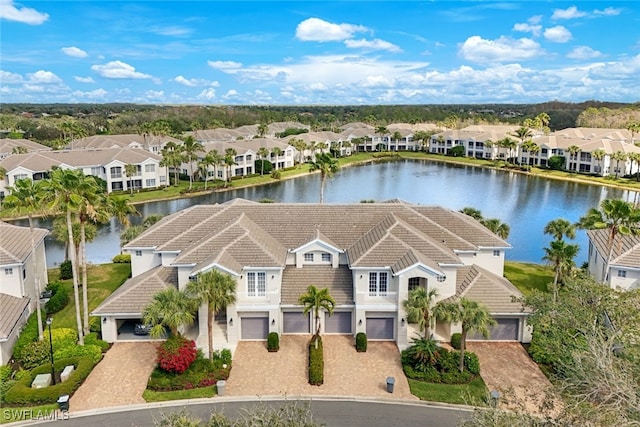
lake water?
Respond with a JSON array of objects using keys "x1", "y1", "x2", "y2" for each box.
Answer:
[{"x1": 13, "y1": 159, "x2": 637, "y2": 267}]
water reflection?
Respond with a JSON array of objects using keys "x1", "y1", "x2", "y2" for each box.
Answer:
[{"x1": 10, "y1": 159, "x2": 637, "y2": 267}]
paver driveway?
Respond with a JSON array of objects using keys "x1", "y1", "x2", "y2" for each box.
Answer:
[
  {"x1": 70, "y1": 342, "x2": 158, "y2": 413},
  {"x1": 467, "y1": 342, "x2": 558, "y2": 414},
  {"x1": 225, "y1": 335, "x2": 415, "y2": 400}
]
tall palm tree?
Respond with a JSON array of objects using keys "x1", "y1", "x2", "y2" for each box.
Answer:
[
  {"x1": 44, "y1": 168, "x2": 86, "y2": 345},
  {"x1": 309, "y1": 152, "x2": 339, "y2": 203},
  {"x1": 577, "y1": 199, "x2": 640, "y2": 282},
  {"x1": 611, "y1": 151, "x2": 627, "y2": 178},
  {"x1": 223, "y1": 148, "x2": 237, "y2": 185},
  {"x1": 289, "y1": 138, "x2": 306, "y2": 167},
  {"x1": 402, "y1": 287, "x2": 439, "y2": 339},
  {"x1": 107, "y1": 193, "x2": 140, "y2": 253},
  {"x1": 437, "y1": 298, "x2": 496, "y2": 372},
  {"x1": 181, "y1": 135, "x2": 204, "y2": 190},
  {"x1": 257, "y1": 122, "x2": 269, "y2": 138},
  {"x1": 544, "y1": 218, "x2": 576, "y2": 241},
  {"x1": 271, "y1": 147, "x2": 283, "y2": 170},
  {"x1": 198, "y1": 150, "x2": 220, "y2": 189},
  {"x1": 160, "y1": 141, "x2": 186, "y2": 186},
  {"x1": 143, "y1": 287, "x2": 196, "y2": 338},
  {"x1": 500, "y1": 137, "x2": 517, "y2": 163},
  {"x1": 460, "y1": 207, "x2": 483, "y2": 220},
  {"x1": 543, "y1": 239, "x2": 579, "y2": 303},
  {"x1": 3, "y1": 178, "x2": 47, "y2": 340},
  {"x1": 375, "y1": 126, "x2": 388, "y2": 151},
  {"x1": 481, "y1": 218, "x2": 510, "y2": 239},
  {"x1": 511, "y1": 126, "x2": 533, "y2": 163},
  {"x1": 299, "y1": 285, "x2": 335, "y2": 346},
  {"x1": 124, "y1": 164, "x2": 137, "y2": 194},
  {"x1": 528, "y1": 143, "x2": 541, "y2": 166},
  {"x1": 566, "y1": 145, "x2": 581, "y2": 172},
  {"x1": 628, "y1": 152, "x2": 640, "y2": 182},
  {"x1": 186, "y1": 270, "x2": 236, "y2": 361},
  {"x1": 257, "y1": 147, "x2": 270, "y2": 175},
  {"x1": 592, "y1": 148, "x2": 606, "y2": 175},
  {"x1": 392, "y1": 131, "x2": 402, "y2": 152}
]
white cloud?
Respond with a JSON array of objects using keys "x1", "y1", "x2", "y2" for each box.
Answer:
[
  {"x1": 0, "y1": 70, "x2": 23, "y2": 84},
  {"x1": 567, "y1": 46, "x2": 603, "y2": 60},
  {"x1": 207, "y1": 60, "x2": 243, "y2": 70},
  {"x1": 307, "y1": 82, "x2": 327, "y2": 91},
  {"x1": 72, "y1": 88, "x2": 107, "y2": 99},
  {"x1": 528, "y1": 15, "x2": 543, "y2": 24},
  {"x1": 0, "y1": 0, "x2": 49, "y2": 25},
  {"x1": 459, "y1": 36, "x2": 543, "y2": 63},
  {"x1": 594, "y1": 7, "x2": 621, "y2": 16},
  {"x1": 295, "y1": 17, "x2": 368, "y2": 42},
  {"x1": 344, "y1": 38, "x2": 401, "y2": 52},
  {"x1": 151, "y1": 26, "x2": 192, "y2": 36},
  {"x1": 222, "y1": 89, "x2": 239, "y2": 99},
  {"x1": 74, "y1": 76, "x2": 95, "y2": 83},
  {"x1": 197, "y1": 88, "x2": 216, "y2": 100},
  {"x1": 28, "y1": 70, "x2": 62, "y2": 84},
  {"x1": 513, "y1": 23, "x2": 542, "y2": 37},
  {"x1": 61, "y1": 46, "x2": 88, "y2": 58},
  {"x1": 144, "y1": 90, "x2": 165, "y2": 100},
  {"x1": 552, "y1": 6, "x2": 587, "y2": 20},
  {"x1": 174, "y1": 75, "x2": 218, "y2": 87},
  {"x1": 544, "y1": 26, "x2": 572, "y2": 43},
  {"x1": 91, "y1": 61, "x2": 154, "y2": 80}
]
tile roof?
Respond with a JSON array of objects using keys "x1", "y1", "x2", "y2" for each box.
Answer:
[
  {"x1": 281, "y1": 265, "x2": 354, "y2": 305},
  {"x1": 91, "y1": 266, "x2": 177, "y2": 315},
  {"x1": 0, "y1": 221, "x2": 48, "y2": 265},
  {"x1": 0, "y1": 294, "x2": 30, "y2": 340},
  {"x1": 68, "y1": 134, "x2": 181, "y2": 150},
  {"x1": 0, "y1": 139, "x2": 51, "y2": 155},
  {"x1": 587, "y1": 229, "x2": 640, "y2": 269}
]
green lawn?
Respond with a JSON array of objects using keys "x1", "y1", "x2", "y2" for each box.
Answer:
[
  {"x1": 504, "y1": 261, "x2": 553, "y2": 295},
  {"x1": 46, "y1": 263, "x2": 131, "y2": 330},
  {"x1": 142, "y1": 387, "x2": 216, "y2": 402},
  {"x1": 0, "y1": 404, "x2": 60, "y2": 424},
  {"x1": 408, "y1": 377, "x2": 488, "y2": 406}
]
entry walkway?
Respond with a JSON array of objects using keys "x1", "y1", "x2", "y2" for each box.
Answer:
[
  {"x1": 70, "y1": 342, "x2": 158, "y2": 413},
  {"x1": 225, "y1": 335, "x2": 416, "y2": 400}
]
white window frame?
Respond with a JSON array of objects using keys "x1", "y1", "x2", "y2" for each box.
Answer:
[
  {"x1": 321, "y1": 253, "x2": 331, "y2": 262},
  {"x1": 145, "y1": 164, "x2": 155, "y2": 173},
  {"x1": 135, "y1": 250, "x2": 142, "y2": 257},
  {"x1": 369, "y1": 272, "x2": 388, "y2": 297},
  {"x1": 145, "y1": 178, "x2": 156, "y2": 187},
  {"x1": 617, "y1": 270, "x2": 627, "y2": 278},
  {"x1": 247, "y1": 272, "x2": 266, "y2": 297},
  {"x1": 493, "y1": 250, "x2": 500, "y2": 256},
  {"x1": 304, "y1": 253, "x2": 314, "y2": 262},
  {"x1": 5, "y1": 268, "x2": 13, "y2": 275}
]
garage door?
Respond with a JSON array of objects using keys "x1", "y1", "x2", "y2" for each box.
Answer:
[
  {"x1": 470, "y1": 318, "x2": 519, "y2": 341},
  {"x1": 366, "y1": 317, "x2": 394, "y2": 340},
  {"x1": 283, "y1": 312, "x2": 310, "y2": 334},
  {"x1": 325, "y1": 311, "x2": 352, "y2": 334},
  {"x1": 241, "y1": 317, "x2": 269, "y2": 340}
]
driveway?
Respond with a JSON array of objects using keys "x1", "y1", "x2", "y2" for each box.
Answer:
[
  {"x1": 225, "y1": 335, "x2": 416, "y2": 400},
  {"x1": 467, "y1": 342, "x2": 559, "y2": 414},
  {"x1": 70, "y1": 342, "x2": 158, "y2": 413}
]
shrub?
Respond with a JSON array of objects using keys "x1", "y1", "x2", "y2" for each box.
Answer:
[
  {"x1": 255, "y1": 159, "x2": 273, "y2": 174},
  {"x1": 59, "y1": 260, "x2": 73, "y2": 280},
  {"x1": 0, "y1": 366, "x2": 15, "y2": 402},
  {"x1": 450, "y1": 333, "x2": 462, "y2": 350},
  {"x1": 55, "y1": 344, "x2": 103, "y2": 365},
  {"x1": 147, "y1": 352, "x2": 229, "y2": 392},
  {"x1": 112, "y1": 254, "x2": 131, "y2": 263},
  {"x1": 308, "y1": 336, "x2": 323, "y2": 386},
  {"x1": 12, "y1": 310, "x2": 43, "y2": 361},
  {"x1": 157, "y1": 336, "x2": 197, "y2": 374},
  {"x1": 440, "y1": 370, "x2": 473, "y2": 384},
  {"x1": 355, "y1": 332, "x2": 367, "y2": 352},
  {"x1": 45, "y1": 283, "x2": 69, "y2": 314},
  {"x1": 464, "y1": 351, "x2": 480, "y2": 375},
  {"x1": 20, "y1": 340, "x2": 50, "y2": 370},
  {"x1": 45, "y1": 328, "x2": 77, "y2": 349},
  {"x1": 271, "y1": 169, "x2": 282, "y2": 179},
  {"x1": 267, "y1": 332, "x2": 279, "y2": 352},
  {"x1": 212, "y1": 348, "x2": 232, "y2": 368},
  {"x1": 4, "y1": 356, "x2": 96, "y2": 404},
  {"x1": 89, "y1": 316, "x2": 102, "y2": 333},
  {"x1": 84, "y1": 332, "x2": 110, "y2": 352}
]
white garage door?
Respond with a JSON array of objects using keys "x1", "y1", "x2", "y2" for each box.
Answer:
[
  {"x1": 241, "y1": 317, "x2": 269, "y2": 340},
  {"x1": 470, "y1": 318, "x2": 519, "y2": 341},
  {"x1": 325, "y1": 312, "x2": 352, "y2": 334},
  {"x1": 283, "y1": 312, "x2": 310, "y2": 334},
  {"x1": 366, "y1": 317, "x2": 394, "y2": 340}
]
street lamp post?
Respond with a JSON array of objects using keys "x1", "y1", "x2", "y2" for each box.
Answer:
[{"x1": 46, "y1": 318, "x2": 55, "y2": 385}]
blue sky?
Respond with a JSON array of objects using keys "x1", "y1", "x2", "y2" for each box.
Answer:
[{"x1": 1, "y1": 1, "x2": 639, "y2": 105}]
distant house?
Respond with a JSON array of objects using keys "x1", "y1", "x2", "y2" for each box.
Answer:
[
  {"x1": 94, "y1": 199, "x2": 530, "y2": 356},
  {"x1": 0, "y1": 221, "x2": 48, "y2": 365},
  {"x1": 0, "y1": 148, "x2": 166, "y2": 194},
  {"x1": 68, "y1": 134, "x2": 183, "y2": 154},
  {"x1": 586, "y1": 229, "x2": 640, "y2": 290},
  {"x1": 430, "y1": 125, "x2": 524, "y2": 159},
  {"x1": 0, "y1": 138, "x2": 51, "y2": 160}
]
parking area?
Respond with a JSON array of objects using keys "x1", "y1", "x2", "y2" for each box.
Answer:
[{"x1": 225, "y1": 335, "x2": 416, "y2": 400}]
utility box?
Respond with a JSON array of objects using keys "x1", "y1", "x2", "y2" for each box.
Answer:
[
  {"x1": 57, "y1": 395, "x2": 70, "y2": 411},
  {"x1": 386, "y1": 376, "x2": 395, "y2": 393},
  {"x1": 216, "y1": 380, "x2": 226, "y2": 396}
]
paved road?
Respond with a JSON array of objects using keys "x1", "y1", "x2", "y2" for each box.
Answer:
[{"x1": 14, "y1": 398, "x2": 473, "y2": 427}]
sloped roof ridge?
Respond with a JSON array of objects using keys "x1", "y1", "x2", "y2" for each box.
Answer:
[
  {"x1": 127, "y1": 204, "x2": 210, "y2": 247},
  {"x1": 236, "y1": 214, "x2": 286, "y2": 264},
  {"x1": 402, "y1": 205, "x2": 476, "y2": 248},
  {"x1": 459, "y1": 264, "x2": 524, "y2": 300},
  {"x1": 194, "y1": 225, "x2": 253, "y2": 273},
  {"x1": 177, "y1": 211, "x2": 251, "y2": 261},
  {"x1": 348, "y1": 213, "x2": 401, "y2": 264}
]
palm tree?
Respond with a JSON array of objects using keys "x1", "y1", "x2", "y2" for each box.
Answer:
[
  {"x1": 257, "y1": 147, "x2": 270, "y2": 175},
  {"x1": 592, "y1": 148, "x2": 606, "y2": 175},
  {"x1": 43, "y1": 168, "x2": 86, "y2": 345},
  {"x1": 437, "y1": 298, "x2": 496, "y2": 372},
  {"x1": 402, "y1": 287, "x2": 439, "y2": 339},
  {"x1": 257, "y1": 122, "x2": 269, "y2": 138},
  {"x1": 271, "y1": 147, "x2": 283, "y2": 170},
  {"x1": 500, "y1": 137, "x2": 517, "y2": 163},
  {"x1": 124, "y1": 164, "x2": 137, "y2": 194},
  {"x1": 298, "y1": 285, "x2": 335, "y2": 347},
  {"x1": 481, "y1": 218, "x2": 510, "y2": 239},
  {"x1": 3, "y1": 178, "x2": 47, "y2": 340},
  {"x1": 543, "y1": 239, "x2": 579, "y2": 303},
  {"x1": 611, "y1": 151, "x2": 627, "y2": 178},
  {"x1": 628, "y1": 152, "x2": 640, "y2": 182},
  {"x1": 391, "y1": 131, "x2": 402, "y2": 152},
  {"x1": 160, "y1": 141, "x2": 186, "y2": 187},
  {"x1": 289, "y1": 138, "x2": 307, "y2": 166},
  {"x1": 11, "y1": 146, "x2": 27, "y2": 154},
  {"x1": 143, "y1": 287, "x2": 196, "y2": 338},
  {"x1": 198, "y1": 150, "x2": 221, "y2": 189},
  {"x1": 577, "y1": 199, "x2": 640, "y2": 282},
  {"x1": 484, "y1": 139, "x2": 496, "y2": 161},
  {"x1": 375, "y1": 126, "x2": 389, "y2": 151},
  {"x1": 223, "y1": 148, "x2": 237, "y2": 185},
  {"x1": 511, "y1": 126, "x2": 533, "y2": 163},
  {"x1": 185, "y1": 270, "x2": 236, "y2": 361},
  {"x1": 181, "y1": 135, "x2": 204, "y2": 190},
  {"x1": 309, "y1": 152, "x2": 339, "y2": 203},
  {"x1": 566, "y1": 145, "x2": 581, "y2": 172},
  {"x1": 460, "y1": 207, "x2": 483, "y2": 220},
  {"x1": 627, "y1": 122, "x2": 640, "y2": 144},
  {"x1": 528, "y1": 143, "x2": 540, "y2": 166},
  {"x1": 544, "y1": 218, "x2": 576, "y2": 241}
]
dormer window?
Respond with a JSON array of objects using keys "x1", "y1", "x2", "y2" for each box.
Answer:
[{"x1": 304, "y1": 253, "x2": 314, "y2": 262}]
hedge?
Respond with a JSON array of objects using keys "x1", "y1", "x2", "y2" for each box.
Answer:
[
  {"x1": 84, "y1": 333, "x2": 110, "y2": 352},
  {"x1": 267, "y1": 332, "x2": 279, "y2": 352},
  {"x1": 355, "y1": 332, "x2": 367, "y2": 352},
  {"x1": 4, "y1": 356, "x2": 96, "y2": 405},
  {"x1": 59, "y1": 260, "x2": 73, "y2": 280},
  {"x1": 308, "y1": 336, "x2": 323, "y2": 386},
  {"x1": 450, "y1": 333, "x2": 462, "y2": 350},
  {"x1": 112, "y1": 254, "x2": 131, "y2": 263},
  {"x1": 55, "y1": 344, "x2": 103, "y2": 365},
  {"x1": 12, "y1": 310, "x2": 44, "y2": 361},
  {"x1": 45, "y1": 282, "x2": 69, "y2": 314}
]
